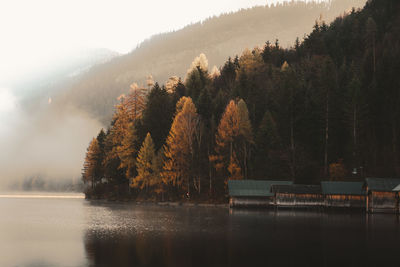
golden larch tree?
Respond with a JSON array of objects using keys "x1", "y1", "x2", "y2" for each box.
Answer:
[{"x1": 162, "y1": 97, "x2": 198, "y2": 195}]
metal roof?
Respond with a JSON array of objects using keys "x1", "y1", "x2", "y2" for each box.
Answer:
[
  {"x1": 271, "y1": 184, "x2": 321, "y2": 195},
  {"x1": 228, "y1": 180, "x2": 293, "y2": 197},
  {"x1": 392, "y1": 184, "x2": 400, "y2": 192},
  {"x1": 321, "y1": 181, "x2": 365, "y2": 195},
  {"x1": 365, "y1": 178, "x2": 400, "y2": 192}
]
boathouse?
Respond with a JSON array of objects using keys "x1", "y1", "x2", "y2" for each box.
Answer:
[
  {"x1": 271, "y1": 184, "x2": 323, "y2": 208},
  {"x1": 394, "y1": 184, "x2": 400, "y2": 213},
  {"x1": 365, "y1": 178, "x2": 400, "y2": 213},
  {"x1": 321, "y1": 181, "x2": 365, "y2": 208},
  {"x1": 228, "y1": 180, "x2": 293, "y2": 208}
]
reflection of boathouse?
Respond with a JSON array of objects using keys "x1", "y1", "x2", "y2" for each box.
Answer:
[
  {"x1": 365, "y1": 178, "x2": 400, "y2": 213},
  {"x1": 271, "y1": 184, "x2": 323, "y2": 208},
  {"x1": 228, "y1": 180, "x2": 292, "y2": 208},
  {"x1": 321, "y1": 181, "x2": 365, "y2": 208}
]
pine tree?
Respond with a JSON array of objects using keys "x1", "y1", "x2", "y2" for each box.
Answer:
[
  {"x1": 141, "y1": 83, "x2": 174, "y2": 150},
  {"x1": 254, "y1": 111, "x2": 286, "y2": 179}
]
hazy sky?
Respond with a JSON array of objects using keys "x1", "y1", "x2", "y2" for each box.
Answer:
[{"x1": 0, "y1": 0, "x2": 287, "y2": 85}]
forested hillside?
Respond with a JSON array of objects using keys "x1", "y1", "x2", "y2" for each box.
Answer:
[
  {"x1": 54, "y1": 0, "x2": 366, "y2": 124},
  {"x1": 82, "y1": 0, "x2": 400, "y2": 201}
]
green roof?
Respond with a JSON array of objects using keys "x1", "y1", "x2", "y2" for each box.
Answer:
[
  {"x1": 228, "y1": 180, "x2": 293, "y2": 197},
  {"x1": 365, "y1": 178, "x2": 400, "y2": 192},
  {"x1": 272, "y1": 184, "x2": 321, "y2": 194},
  {"x1": 321, "y1": 181, "x2": 365, "y2": 195}
]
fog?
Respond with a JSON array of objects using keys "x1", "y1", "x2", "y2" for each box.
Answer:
[{"x1": 0, "y1": 96, "x2": 102, "y2": 190}]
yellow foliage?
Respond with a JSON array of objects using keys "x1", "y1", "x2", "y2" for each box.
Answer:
[
  {"x1": 329, "y1": 159, "x2": 347, "y2": 181},
  {"x1": 227, "y1": 152, "x2": 243, "y2": 182},
  {"x1": 162, "y1": 97, "x2": 198, "y2": 191}
]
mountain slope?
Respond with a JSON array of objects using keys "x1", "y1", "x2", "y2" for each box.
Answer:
[{"x1": 55, "y1": 0, "x2": 367, "y2": 124}]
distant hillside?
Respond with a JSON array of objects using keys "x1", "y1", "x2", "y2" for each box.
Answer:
[
  {"x1": 55, "y1": 0, "x2": 367, "y2": 123},
  {"x1": 14, "y1": 47, "x2": 119, "y2": 111}
]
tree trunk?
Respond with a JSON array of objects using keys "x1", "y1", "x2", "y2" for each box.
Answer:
[
  {"x1": 324, "y1": 88, "x2": 330, "y2": 179},
  {"x1": 353, "y1": 107, "x2": 357, "y2": 174},
  {"x1": 373, "y1": 36, "x2": 376, "y2": 74},
  {"x1": 208, "y1": 146, "x2": 212, "y2": 195},
  {"x1": 243, "y1": 143, "x2": 248, "y2": 179},
  {"x1": 290, "y1": 108, "x2": 295, "y2": 180},
  {"x1": 393, "y1": 120, "x2": 399, "y2": 175}
]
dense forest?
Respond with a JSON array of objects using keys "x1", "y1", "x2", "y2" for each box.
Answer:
[
  {"x1": 82, "y1": 0, "x2": 400, "y2": 201},
  {"x1": 49, "y1": 0, "x2": 365, "y2": 124}
]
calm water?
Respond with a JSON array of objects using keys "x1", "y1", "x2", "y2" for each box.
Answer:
[{"x1": 0, "y1": 195, "x2": 400, "y2": 267}]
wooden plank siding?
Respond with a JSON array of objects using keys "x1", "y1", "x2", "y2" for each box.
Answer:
[
  {"x1": 365, "y1": 178, "x2": 400, "y2": 213},
  {"x1": 272, "y1": 185, "x2": 323, "y2": 208},
  {"x1": 325, "y1": 195, "x2": 365, "y2": 208},
  {"x1": 367, "y1": 190, "x2": 398, "y2": 213},
  {"x1": 230, "y1": 196, "x2": 274, "y2": 208},
  {"x1": 275, "y1": 193, "x2": 323, "y2": 207}
]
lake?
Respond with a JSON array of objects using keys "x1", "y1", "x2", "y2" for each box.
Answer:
[{"x1": 0, "y1": 194, "x2": 399, "y2": 267}]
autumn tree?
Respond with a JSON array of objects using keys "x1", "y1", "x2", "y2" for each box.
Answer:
[
  {"x1": 132, "y1": 133, "x2": 157, "y2": 191},
  {"x1": 162, "y1": 97, "x2": 198, "y2": 196},
  {"x1": 114, "y1": 85, "x2": 146, "y2": 183},
  {"x1": 237, "y1": 99, "x2": 253, "y2": 179},
  {"x1": 212, "y1": 100, "x2": 242, "y2": 187},
  {"x1": 82, "y1": 138, "x2": 102, "y2": 190}
]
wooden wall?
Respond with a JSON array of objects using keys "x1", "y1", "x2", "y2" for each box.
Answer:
[
  {"x1": 275, "y1": 193, "x2": 323, "y2": 207},
  {"x1": 229, "y1": 197, "x2": 274, "y2": 208},
  {"x1": 325, "y1": 195, "x2": 365, "y2": 208},
  {"x1": 367, "y1": 191, "x2": 398, "y2": 213}
]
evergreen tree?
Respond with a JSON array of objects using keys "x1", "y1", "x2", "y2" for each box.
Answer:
[{"x1": 141, "y1": 83, "x2": 174, "y2": 150}]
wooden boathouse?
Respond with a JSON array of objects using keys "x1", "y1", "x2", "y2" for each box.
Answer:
[
  {"x1": 321, "y1": 181, "x2": 365, "y2": 209},
  {"x1": 271, "y1": 184, "x2": 323, "y2": 208},
  {"x1": 365, "y1": 178, "x2": 400, "y2": 213},
  {"x1": 228, "y1": 180, "x2": 293, "y2": 208},
  {"x1": 394, "y1": 184, "x2": 400, "y2": 213}
]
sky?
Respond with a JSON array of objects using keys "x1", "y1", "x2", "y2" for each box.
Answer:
[{"x1": 0, "y1": 0, "x2": 281, "y2": 85}]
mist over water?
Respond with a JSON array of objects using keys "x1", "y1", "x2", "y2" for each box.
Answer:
[{"x1": 0, "y1": 95, "x2": 102, "y2": 190}]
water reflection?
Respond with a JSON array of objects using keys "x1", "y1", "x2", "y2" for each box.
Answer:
[
  {"x1": 83, "y1": 204, "x2": 400, "y2": 267},
  {"x1": 1, "y1": 197, "x2": 399, "y2": 267}
]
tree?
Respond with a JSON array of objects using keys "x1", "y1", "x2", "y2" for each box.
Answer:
[
  {"x1": 118, "y1": 122, "x2": 138, "y2": 183},
  {"x1": 237, "y1": 99, "x2": 253, "y2": 179},
  {"x1": 132, "y1": 133, "x2": 157, "y2": 191},
  {"x1": 82, "y1": 138, "x2": 102, "y2": 190},
  {"x1": 185, "y1": 54, "x2": 210, "y2": 102},
  {"x1": 212, "y1": 100, "x2": 241, "y2": 187},
  {"x1": 254, "y1": 111, "x2": 287, "y2": 179},
  {"x1": 366, "y1": 17, "x2": 377, "y2": 74},
  {"x1": 141, "y1": 83, "x2": 174, "y2": 150},
  {"x1": 162, "y1": 97, "x2": 199, "y2": 196},
  {"x1": 228, "y1": 152, "x2": 242, "y2": 181}
]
